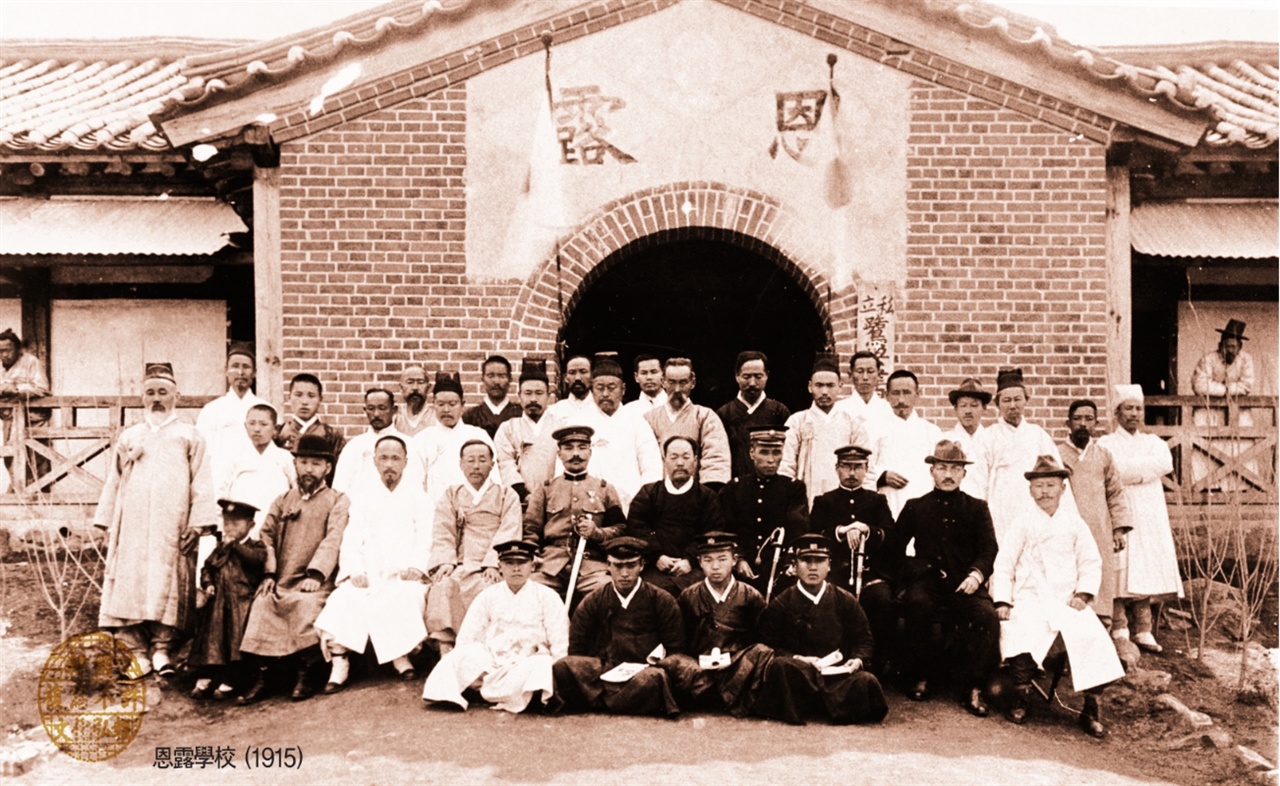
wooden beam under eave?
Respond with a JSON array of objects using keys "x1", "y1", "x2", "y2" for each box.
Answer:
[
  {"x1": 802, "y1": 0, "x2": 1208, "y2": 148},
  {"x1": 1106, "y1": 164, "x2": 1133, "y2": 401},
  {"x1": 253, "y1": 166, "x2": 283, "y2": 410}
]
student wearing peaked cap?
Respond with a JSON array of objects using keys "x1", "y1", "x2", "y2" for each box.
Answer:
[
  {"x1": 463, "y1": 355, "x2": 523, "y2": 439},
  {"x1": 780, "y1": 352, "x2": 871, "y2": 507},
  {"x1": 991, "y1": 454, "x2": 1123, "y2": 737},
  {"x1": 670, "y1": 531, "x2": 775, "y2": 715},
  {"x1": 423, "y1": 539, "x2": 569, "y2": 714},
  {"x1": 95, "y1": 362, "x2": 218, "y2": 680},
  {"x1": 548, "y1": 536, "x2": 689, "y2": 717},
  {"x1": 493, "y1": 358, "x2": 552, "y2": 504},
  {"x1": 1097, "y1": 385, "x2": 1183, "y2": 655},
  {"x1": 880, "y1": 440, "x2": 999, "y2": 718},
  {"x1": 965, "y1": 367, "x2": 1071, "y2": 544},
  {"x1": 753, "y1": 532, "x2": 887, "y2": 725},
  {"x1": 717, "y1": 424, "x2": 808, "y2": 595},
  {"x1": 716, "y1": 351, "x2": 792, "y2": 480},
  {"x1": 190, "y1": 498, "x2": 267, "y2": 700},
  {"x1": 808, "y1": 444, "x2": 896, "y2": 675}
]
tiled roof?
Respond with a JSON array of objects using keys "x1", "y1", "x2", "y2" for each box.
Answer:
[
  {"x1": 0, "y1": 196, "x2": 247, "y2": 255},
  {"x1": 0, "y1": 1, "x2": 1274, "y2": 153}
]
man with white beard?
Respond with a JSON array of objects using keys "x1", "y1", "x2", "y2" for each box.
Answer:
[
  {"x1": 315, "y1": 436, "x2": 430, "y2": 690},
  {"x1": 393, "y1": 364, "x2": 436, "y2": 437}
]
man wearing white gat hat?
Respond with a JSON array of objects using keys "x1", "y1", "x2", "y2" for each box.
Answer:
[{"x1": 1096, "y1": 384, "x2": 1183, "y2": 653}]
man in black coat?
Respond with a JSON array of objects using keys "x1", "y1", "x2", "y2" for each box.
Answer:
[
  {"x1": 753, "y1": 533, "x2": 887, "y2": 725},
  {"x1": 716, "y1": 351, "x2": 792, "y2": 479},
  {"x1": 717, "y1": 426, "x2": 807, "y2": 596},
  {"x1": 882, "y1": 440, "x2": 999, "y2": 717},
  {"x1": 627, "y1": 436, "x2": 724, "y2": 596},
  {"x1": 808, "y1": 444, "x2": 895, "y2": 673}
]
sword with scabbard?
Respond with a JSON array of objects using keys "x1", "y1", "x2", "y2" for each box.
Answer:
[
  {"x1": 761, "y1": 526, "x2": 786, "y2": 604},
  {"x1": 563, "y1": 512, "x2": 590, "y2": 606}
]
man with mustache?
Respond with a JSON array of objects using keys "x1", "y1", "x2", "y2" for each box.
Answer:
[
  {"x1": 238, "y1": 434, "x2": 350, "y2": 703},
  {"x1": 494, "y1": 358, "x2": 552, "y2": 503},
  {"x1": 463, "y1": 355, "x2": 523, "y2": 438},
  {"x1": 882, "y1": 440, "x2": 999, "y2": 717},
  {"x1": 393, "y1": 364, "x2": 437, "y2": 437},
  {"x1": 870, "y1": 369, "x2": 943, "y2": 518},
  {"x1": 333, "y1": 388, "x2": 418, "y2": 501},
  {"x1": 716, "y1": 351, "x2": 791, "y2": 480},
  {"x1": 545, "y1": 354, "x2": 597, "y2": 422},
  {"x1": 315, "y1": 435, "x2": 431, "y2": 691},
  {"x1": 95, "y1": 362, "x2": 218, "y2": 678},
  {"x1": 642, "y1": 358, "x2": 732, "y2": 487},
  {"x1": 1057, "y1": 399, "x2": 1131, "y2": 630}
]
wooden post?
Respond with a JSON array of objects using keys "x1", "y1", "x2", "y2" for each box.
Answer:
[
  {"x1": 253, "y1": 165, "x2": 284, "y2": 409},
  {"x1": 1105, "y1": 163, "x2": 1132, "y2": 410}
]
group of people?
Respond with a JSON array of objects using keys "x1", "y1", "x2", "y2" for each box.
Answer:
[{"x1": 85, "y1": 319, "x2": 1253, "y2": 733}]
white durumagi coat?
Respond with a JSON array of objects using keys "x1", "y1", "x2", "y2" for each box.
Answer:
[
  {"x1": 991, "y1": 505, "x2": 1124, "y2": 692},
  {"x1": 313, "y1": 478, "x2": 431, "y2": 662},
  {"x1": 780, "y1": 406, "x2": 869, "y2": 506},
  {"x1": 966, "y1": 418, "x2": 1067, "y2": 543},
  {"x1": 1096, "y1": 427, "x2": 1184, "y2": 599},
  {"x1": 871, "y1": 411, "x2": 942, "y2": 517}
]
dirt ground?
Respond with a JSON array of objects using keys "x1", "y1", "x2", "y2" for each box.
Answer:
[{"x1": 2, "y1": 556, "x2": 1276, "y2": 786}]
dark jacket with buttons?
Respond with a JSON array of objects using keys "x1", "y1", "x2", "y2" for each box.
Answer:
[
  {"x1": 808, "y1": 485, "x2": 895, "y2": 585},
  {"x1": 882, "y1": 487, "x2": 997, "y2": 591}
]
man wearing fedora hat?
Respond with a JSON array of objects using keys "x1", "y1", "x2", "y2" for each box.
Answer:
[
  {"x1": 944, "y1": 378, "x2": 991, "y2": 459},
  {"x1": 422, "y1": 540, "x2": 569, "y2": 713},
  {"x1": 967, "y1": 368, "x2": 1067, "y2": 544},
  {"x1": 883, "y1": 440, "x2": 999, "y2": 717},
  {"x1": 238, "y1": 433, "x2": 350, "y2": 703},
  {"x1": 992, "y1": 455, "x2": 1124, "y2": 736},
  {"x1": 95, "y1": 362, "x2": 218, "y2": 679}
]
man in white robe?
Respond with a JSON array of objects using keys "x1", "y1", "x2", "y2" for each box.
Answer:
[
  {"x1": 412, "y1": 371, "x2": 496, "y2": 509},
  {"x1": 196, "y1": 343, "x2": 266, "y2": 496},
  {"x1": 619, "y1": 354, "x2": 667, "y2": 419},
  {"x1": 832, "y1": 351, "x2": 894, "y2": 449},
  {"x1": 1097, "y1": 384, "x2": 1183, "y2": 653},
  {"x1": 871, "y1": 370, "x2": 943, "y2": 517},
  {"x1": 426, "y1": 439, "x2": 523, "y2": 650},
  {"x1": 966, "y1": 368, "x2": 1066, "y2": 543},
  {"x1": 943, "y1": 378, "x2": 990, "y2": 459},
  {"x1": 780, "y1": 353, "x2": 869, "y2": 507},
  {"x1": 494, "y1": 358, "x2": 551, "y2": 503},
  {"x1": 333, "y1": 388, "x2": 417, "y2": 500},
  {"x1": 422, "y1": 539, "x2": 569, "y2": 712},
  {"x1": 96, "y1": 362, "x2": 217, "y2": 677},
  {"x1": 315, "y1": 435, "x2": 430, "y2": 690},
  {"x1": 219, "y1": 403, "x2": 295, "y2": 536},
  {"x1": 992, "y1": 455, "x2": 1123, "y2": 737},
  {"x1": 545, "y1": 355, "x2": 598, "y2": 423},
  {"x1": 1191, "y1": 319, "x2": 1258, "y2": 491}
]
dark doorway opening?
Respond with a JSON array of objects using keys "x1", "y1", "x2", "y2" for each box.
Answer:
[{"x1": 559, "y1": 231, "x2": 828, "y2": 412}]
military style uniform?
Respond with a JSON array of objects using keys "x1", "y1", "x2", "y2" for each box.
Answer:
[
  {"x1": 717, "y1": 472, "x2": 808, "y2": 592},
  {"x1": 522, "y1": 471, "x2": 626, "y2": 597}
]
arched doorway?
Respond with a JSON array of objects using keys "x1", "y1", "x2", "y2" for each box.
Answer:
[{"x1": 559, "y1": 229, "x2": 828, "y2": 412}]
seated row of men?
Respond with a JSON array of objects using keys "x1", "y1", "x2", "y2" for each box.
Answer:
[{"x1": 189, "y1": 417, "x2": 1120, "y2": 735}]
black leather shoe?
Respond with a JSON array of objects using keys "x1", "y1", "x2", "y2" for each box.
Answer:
[
  {"x1": 964, "y1": 687, "x2": 989, "y2": 717},
  {"x1": 908, "y1": 680, "x2": 928, "y2": 701},
  {"x1": 322, "y1": 680, "x2": 344, "y2": 695},
  {"x1": 236, "y1": 670, "x2": 268, "y2": 706},
  {"x1": 1080, "y1": 696, "x2": 1105, "y2": 738},
  {"x1": 398, "y1": 668, "x2": 417, "y2": 682},
  {"x1": 290, "y1": 669, "x2": 315, "y2": 701}
]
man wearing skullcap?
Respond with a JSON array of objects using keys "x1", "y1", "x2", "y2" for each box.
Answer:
[
  {"x1": 463, "y1": 355, "x2": 523, "y2": 438},
  {"x1": 780, "y1": 353, "x2": 870, "y2": 507},
  {"x1": 196, "y1": 343, "x2": 267, "y2": 497},
  {"x1": 1097, "y1": 384, "x2": 1183, "y2": 653},
  {"x1": 966, "y1": 368, "x2": 1068, "y2": 543},
  {"x1": 95, "y1": 362, "x2": 218, "y2": 679},
  {"x1": 412, "y1": 371, "x2": 495, "y2": 511},
  {"x1": 494, "y1": 358, "x2": 553, "y2": 502},
  {"x1": 716, "y1": 351, "x2": 791, "y2": 479}
]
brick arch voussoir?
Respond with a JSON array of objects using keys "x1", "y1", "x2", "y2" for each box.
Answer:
[{"x1": 507, "y1": 182, "x2": 844, "y2": 351}]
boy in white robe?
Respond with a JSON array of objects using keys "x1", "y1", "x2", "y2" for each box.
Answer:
[
  {"x1": 992, "y1": 455, "x2": 1123, "y2": 738},
  {"x1": 315, "y1": 435, "x2": 430, "y2": 691},
  {"x1": 422, "y1": 539, "x2": 569, "y2": 712}
]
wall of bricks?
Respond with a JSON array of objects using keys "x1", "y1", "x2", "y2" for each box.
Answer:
[
  {"x1": 900, "y1": 81, "x2": 1111, "y2": 437},
  {"x1": 279, "y1": 84, "x2": 525, "y2": 435}
]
